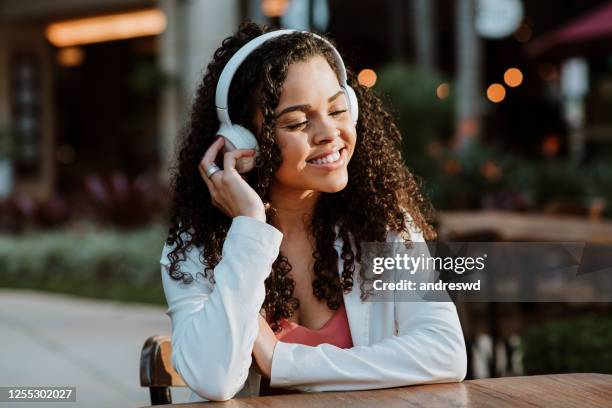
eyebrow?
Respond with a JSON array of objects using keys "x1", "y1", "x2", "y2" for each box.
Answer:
[{"x1": 275, "y1": 90, "x2": 344, "y2": 119}]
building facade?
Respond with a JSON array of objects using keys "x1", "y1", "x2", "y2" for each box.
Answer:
[{"x1": 0, "y1": 0, "x2": 241, "y2": 200}]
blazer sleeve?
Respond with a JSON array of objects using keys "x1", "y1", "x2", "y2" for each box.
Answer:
[
  {"x1": 269, "y1": 222, "x2": 467, "y2": 392},
  {"x1": 160, "y1": 216, "x2": 283, "y2": 401}
]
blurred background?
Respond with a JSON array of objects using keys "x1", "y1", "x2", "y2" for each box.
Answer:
[{"x1": 0, "y1": 0, "x2": 611, "y2": 406}]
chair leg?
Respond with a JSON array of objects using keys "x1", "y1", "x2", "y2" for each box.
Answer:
[{"x1": 149, "y1": 387, "x2": 172, "y2": 405}]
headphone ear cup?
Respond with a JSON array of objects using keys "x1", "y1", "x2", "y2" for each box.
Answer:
[
  {"x1": 345, "y1": 85, "x2": 359, "y2": 125},
  {"x1": 233, "y1": 125, "x2": 258, "y2": 151},
  {"x1": 217, "y1": 124, "x2": 258, "y2": 173},
  {"x1": 218, "y1": 124, "x2": 258, "y2": 151}
]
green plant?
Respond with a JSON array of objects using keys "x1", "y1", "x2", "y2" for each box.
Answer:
[
  {"x1": 374, "y1": 64, "x2": 454, "y2": 178},
  {"x1": 0, "y1": 222, "x2": 169, "y2": 304},
  {"x1": 531, "y1": 159, "x2": 587, "y2": 204},
  {"x1": 522, "y1": 316, "x2": 612, "y2": 374}
]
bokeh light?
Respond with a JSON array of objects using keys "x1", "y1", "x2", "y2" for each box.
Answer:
[
  {"x1": 504, "y1": 68, "x2": 523, "y2": 87},
  {"x1": 481, "y1": 160, "x2": 502, "y2": 182},
  {"x1": 261, "y1": 0, "x2": 289, "y2": 17},
  {"x1": 589, "y1": 199, "x2": 606, "y2": 220},
  {"x1": 45, "y1": 9, "x2": 166, "y2": 47},
  {"x1": 358, "y1": 69, "x2": 377, "y2": 87},
  {"x1": 542, "y1": 134, "x2": 561, "y2": 157},
  {"x1": 458, "y1": 118, "x2": 479, "y2": 136},
  {"x1": 436, "y1": 83, "x2": 450, "y2": 99},
  {"x1": 487, "y1": 83, "x2": 506, "y2": 103},
  {"x1": 443, "y1": 159, "x2": 462, "y2": 176},
  {"x1": 56, "y1": 47, "x2": 85, "y2": 67}
]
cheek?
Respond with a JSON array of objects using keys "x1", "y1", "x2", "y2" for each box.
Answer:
[
  {"x1": 343, "y1": 127, "x2": 358, "y2": 157},
  {"x1": 276, "y1": 134, "x2": 309, "y2": 169}
]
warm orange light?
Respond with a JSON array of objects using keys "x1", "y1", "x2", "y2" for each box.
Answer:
[
  {"x1": 45, "y1": 9, "x2": 166, "y2": 47},
  {"x1": 458, "y1": 118, "x2": 478, "y2": 136},
  {"x1": 542, "y1": 134, "x2": 560, "y2": 157},
  {"x1": 589, "y1": 198, "x2": 606, "y2": 221},
  {"x1": 57, "y1": 47, "x2": 85, "y2": 67},
  {"x1": 358, "y1": 69, "x2": 377, "y2": 88},
  {"x1": 481, "y1": 160, "x2": 502, "y2": 182},
  {"x1": 504, "y1": 68, "x2": 523, "y2": 87},
  {"x1": 443, "y1": 159, "x2": 462, "y2": 176},
  {"x1": 436, "y1": 83, "x2": 450, "y2": 99},
  {"x1": 487, "y1": 83, "x2": 506, "y2": 103},
  {"x1": 261, "y1": 0, "x2": 289, "y2": 17}
]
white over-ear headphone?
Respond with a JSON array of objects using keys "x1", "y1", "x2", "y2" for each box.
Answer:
[{"x1": 214, "y1": 29, "x2": 359, "y2": 173}]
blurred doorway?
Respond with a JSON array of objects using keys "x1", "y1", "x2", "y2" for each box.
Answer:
[{"x1": 53, "y1": 35, "x2": 162, "y2": 194}]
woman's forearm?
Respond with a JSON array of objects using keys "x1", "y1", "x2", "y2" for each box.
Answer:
[{"x1": 163, "y1": 217, "x2": 283, "y2": 400}]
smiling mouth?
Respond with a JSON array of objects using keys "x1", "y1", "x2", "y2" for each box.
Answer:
[{"x1": 307, "y1": 148, "x2": 344, "y2": 165}]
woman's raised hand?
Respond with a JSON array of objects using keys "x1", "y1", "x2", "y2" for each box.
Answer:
[{"x1": 198, "y1": 137, "x2": 266, "y2": 222}]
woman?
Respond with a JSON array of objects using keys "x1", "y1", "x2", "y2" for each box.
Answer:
[{"x1": 160, "y1": 21, "x2": 466, "y2": 402}]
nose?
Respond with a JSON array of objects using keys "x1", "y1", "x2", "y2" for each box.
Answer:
[{"x1": 311, "y1": 115, "x2": 339, "y2": 145}]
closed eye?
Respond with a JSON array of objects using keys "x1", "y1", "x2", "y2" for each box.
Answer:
[
  {"x1": 286, "y1": 121, "x2": 308, "y2": 131},
  {"x1": 284, "y1": 109, "x2": 347, "y2": 131}
]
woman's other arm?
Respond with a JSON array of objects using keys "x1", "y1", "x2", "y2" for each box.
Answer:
[{"x1": 268, "y1": 224, "x2": 466, "y2": 392}]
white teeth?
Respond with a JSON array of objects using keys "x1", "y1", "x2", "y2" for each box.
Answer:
[{"x1": 309, "y1": 150, "x2": 341, "y2": 165}]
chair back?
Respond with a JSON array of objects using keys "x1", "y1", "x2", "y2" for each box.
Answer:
[{"x1": 140, "y1": 335, "x2": 185, "y2": 405}]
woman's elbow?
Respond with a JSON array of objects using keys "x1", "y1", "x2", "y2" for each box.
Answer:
[
  {"x1": 192, "y1": 383, "x2": 237, "y2": 402},
  {"x1": 430, "y1": 325, "x2": 467, "y2": 383},
  {"x1": 171, "y1": 346, "x2": 244, "y2": 401},
  {"x1": 450, "y1": 350, "x2": 467, "y2": 382},
  {"x1": 446, "y1": 333, "x2": 468, "y2": 382}
]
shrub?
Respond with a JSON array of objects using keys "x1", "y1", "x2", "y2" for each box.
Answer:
[
  {"x1": 522, "y1": 316, "x2": 612, "y2": 374},
  {"x1": 81, "y1": 171, "x2": 168, "y2": 228},
  {"x1": 374, "y1": 64, "x2": 454, "y2": 178},
  {"x1": 0, "y1": 222, "x2": 169, "y2": 304}
]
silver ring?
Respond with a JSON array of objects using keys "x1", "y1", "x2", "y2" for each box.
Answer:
[{"x1": 205, "y1": 163, "x2": 221, "y2": 178}]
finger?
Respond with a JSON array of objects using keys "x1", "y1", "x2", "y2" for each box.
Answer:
[
  {"x1": 198, "y1": 159, "x2": 224, "y2": 195},
  {"x1": 198, "y1": 164, "x2": 218, "y2": 196},
  {"x1": 201, "y1": 137, "x2": 225, "y2": 167},
  {"x1": 200, "y1": 140, "x2": 224, "y2": 186},
  {"x1": 223, "y1": 149, "x2": 256, "y2": 174}
]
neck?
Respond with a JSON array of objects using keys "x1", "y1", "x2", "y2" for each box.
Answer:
[{"x1": 270, "y1": 183, "x2": 320, "y2": 238}]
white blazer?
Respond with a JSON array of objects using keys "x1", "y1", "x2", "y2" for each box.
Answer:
[{"x1": 160, "y1": 216, "x2": 467, "y2": 402}]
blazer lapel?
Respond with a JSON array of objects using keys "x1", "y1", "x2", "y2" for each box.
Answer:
[{"x1": 335, "y1": 234, "x2": 371, "y2": 346}]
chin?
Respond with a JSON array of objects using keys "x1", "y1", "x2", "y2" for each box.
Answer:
[{"x1": 315, "y1": 175, "x2": 349, "y2": 193}]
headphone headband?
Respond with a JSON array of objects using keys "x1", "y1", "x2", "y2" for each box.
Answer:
[{"x1": 215, "y1": 29, "x2": 350, "y2": 124}]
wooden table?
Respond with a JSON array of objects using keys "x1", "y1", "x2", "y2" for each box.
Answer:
[{"x1": 140, "y1": 373, "x2": 612, "y2": 407}]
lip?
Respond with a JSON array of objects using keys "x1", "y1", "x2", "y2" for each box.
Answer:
[
  {"x1": 306, "y1": 146, "x2": 344, "y2": 162},
  {"x1": 306, "y1": 147, "x2": 347, "y2": 170}
]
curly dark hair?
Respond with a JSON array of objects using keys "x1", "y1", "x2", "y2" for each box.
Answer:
[{"x1": 163, "y1": 20, "x2": 437, "y2": 332}]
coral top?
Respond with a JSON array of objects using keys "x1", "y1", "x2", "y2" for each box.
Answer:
[{"x1": 259, "y1": 303, "x2": 353, "y2": 396}]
